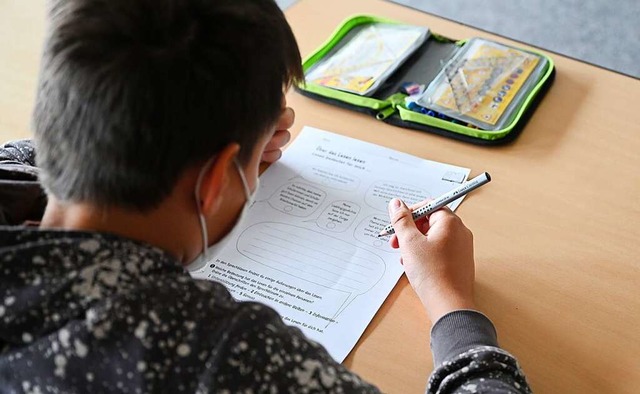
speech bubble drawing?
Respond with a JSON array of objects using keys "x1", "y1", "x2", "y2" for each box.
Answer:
[
  {"x1": 314, "y1": 200, "x2": 360, "y2": 232},
  {"x1": 301, "y1": 166, "x2": 360, "y2": 191},
  {"x1": 236, "y1": 222, "x2": 386, "y2": 320},
  {"x1": 267, "y1": 182, "x2": 326, "y2": 217},
  {"x1": 353, "y1": 214, "x2": 395, "y2": 252},
  {"x1": 365, "y1": 181, "x2": 430, "y2": 211}
]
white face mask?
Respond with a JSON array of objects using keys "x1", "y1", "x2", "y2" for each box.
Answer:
[{"x1": 185, "y1": 158, "x2": 258, "y2": 272}]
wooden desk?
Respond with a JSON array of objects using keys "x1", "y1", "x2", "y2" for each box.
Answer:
[
  {"x1": 285, "y1": 1, "x2": 640, "y2": 393},
  {"x1": 2, "y1": 0, "x2": 639, "y2": 392}
]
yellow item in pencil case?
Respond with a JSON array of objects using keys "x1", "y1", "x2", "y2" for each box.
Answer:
[
  {"x1": 312, "y1": 75, "x2": 376, "y2": 94},
  {"x1": 417, "y1": 38, "x2": 548, "y2": 130},
  {"x1": 305, "y1": 23, "x2": 429, "y2": 96}
]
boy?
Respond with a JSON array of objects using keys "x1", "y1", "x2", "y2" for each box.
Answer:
[{"x1": 0, "y1": 0, "x2": 530, "y2": 392}]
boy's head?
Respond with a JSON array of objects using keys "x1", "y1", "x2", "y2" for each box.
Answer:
[{"x1": 33, "y1": 0, "x2": 302, "y2": 211}]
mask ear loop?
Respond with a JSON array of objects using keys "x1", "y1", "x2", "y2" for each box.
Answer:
[
  {"x1": 233, "y1": 158, "x2": 252, "y2": 199},
  {"x1": 194, "y1": 158, "x2": 216, "y2": 260}
]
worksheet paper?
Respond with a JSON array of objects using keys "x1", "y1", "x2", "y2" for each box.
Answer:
[{"x1": 190, "y1": 126, "x2": 470, "y2": 362}]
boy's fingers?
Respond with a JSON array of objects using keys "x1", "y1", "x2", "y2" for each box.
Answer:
[
  {"x1": 429, "y1": 206, "x2": 455, "y2": 220},
  {"x1": 414, "y1": 216, "x2": 429, "y2": 234},
  {"x1": 264, "y1": 129, "x2": 291, "y2": 151},
  {"x1": 427, "y1": 207, "x2": 460, "y2": 228},
  {"x1": 389, "y1": 234, "x2": 399, "y2": 249},
  {"x1": 261, "y1": 149, "x2": 283, "y2": 163},
  {"x1": 387, "y1": 198, "x2": 421, "y2": 245},
  {"x1": 276, "y1": 107, "x2": 295, "y2": 130},
  {"x1": 408, "y1": 197, "x2": 433, "y2": 211}
]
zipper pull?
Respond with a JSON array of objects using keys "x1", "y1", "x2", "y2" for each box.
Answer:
[
  {"x1": 375, "y1": 93, "x2": 407, "y2": 120},
  {"x1": 376, "y1": 106, "x2": 397, "y2": 120}
]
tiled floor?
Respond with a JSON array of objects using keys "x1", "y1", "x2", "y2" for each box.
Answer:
[{"x1": 278, "y1": 0, "x2": 640, "y2": 78}]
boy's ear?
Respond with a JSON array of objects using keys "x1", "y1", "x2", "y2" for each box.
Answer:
[{"x1": 199, "y1": 143, "x2": 241, "y2": 214}]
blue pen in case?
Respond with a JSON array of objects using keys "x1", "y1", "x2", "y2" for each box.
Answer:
[{"x1": 406, "y1": 100, "x2": 461, "y2": 124}]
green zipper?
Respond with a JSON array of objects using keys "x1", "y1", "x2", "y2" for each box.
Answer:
[{"x1": 375, "y1": 93, "x2": 407, "y2": 120}]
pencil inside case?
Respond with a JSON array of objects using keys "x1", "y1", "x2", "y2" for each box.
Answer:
[{"x1": 297, "y1": 14, "x2": 555, "y2": 145}]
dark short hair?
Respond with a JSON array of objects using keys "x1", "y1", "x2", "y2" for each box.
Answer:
[{"x1": 34, "y1": 0, "x2": 302, "y2": 210}]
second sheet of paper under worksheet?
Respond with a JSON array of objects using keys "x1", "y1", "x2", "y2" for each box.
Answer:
[{"x1": 190, "y1": 126, "x2": 470, "y2": 362}]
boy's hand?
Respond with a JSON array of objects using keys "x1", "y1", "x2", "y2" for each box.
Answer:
[
  {"x1": 262, "y1": 106, "x2": 294, "y2": 163},
  {"x1": 388, "y1": 198, "x2": 476, "y2": 323}
]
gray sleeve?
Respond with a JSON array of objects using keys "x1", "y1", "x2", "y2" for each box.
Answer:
[
  {"x1": 430, "y1": 309, "x2": 498, "y2": 366},
  {"x1": 427, "y1": 310, "x2": 531, "y2": 394}
]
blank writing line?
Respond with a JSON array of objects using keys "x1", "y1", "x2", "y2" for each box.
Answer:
[
  {"x1": 248, "y1": 243, "x2": 366, "y2": 286},
  {"x1": 263, "y1": 224, "x2": 369, "y2": 260},
  {"x1": 260, "y1": 226, "x2": 374, "y2": 270},
  {"x1": 253, "y1": 237, "x2": 371, "y2": 277},
  {"x1": 241, "y1": 249, "x2": 357, "y2": 292},
  {"x1": 241, "y1": 250, "x2": 304, "y2": 274}
]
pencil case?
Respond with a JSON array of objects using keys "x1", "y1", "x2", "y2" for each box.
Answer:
[{"x1": 297, "y1": 15, "x2": 556, "y2": 145}]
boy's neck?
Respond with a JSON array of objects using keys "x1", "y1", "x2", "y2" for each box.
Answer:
[{"x1": 40, "y1": 196, "x2": 196, "y2": 264}]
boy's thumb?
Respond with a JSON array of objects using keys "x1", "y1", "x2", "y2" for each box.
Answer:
[{"x1": 387, "y1": 198, "x2": 420, "y2": 243}]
